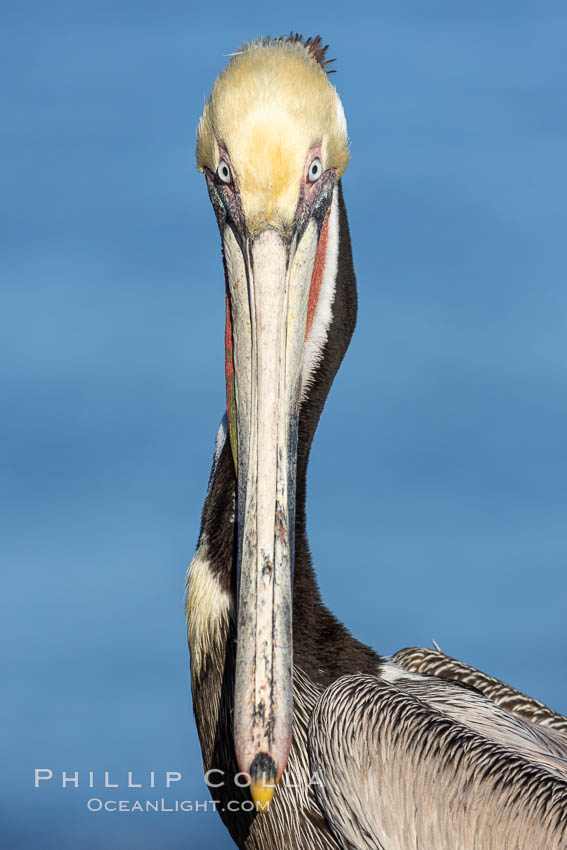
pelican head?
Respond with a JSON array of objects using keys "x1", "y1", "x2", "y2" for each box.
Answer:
[{"x1": 196, "y1": 36, "x2": 349, "y2": 806}]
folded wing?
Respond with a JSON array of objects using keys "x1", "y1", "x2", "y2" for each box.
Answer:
[{"x1": 309, "y1": 668, "x2": 567, "y2": 850}]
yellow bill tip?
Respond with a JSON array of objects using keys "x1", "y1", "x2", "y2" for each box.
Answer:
[
  {"x1": 250, "y1": 778, "x2": 276, "y2": 811},
  {"x1": 248, "y1": 752, "x2": 278, "y2": 812}
]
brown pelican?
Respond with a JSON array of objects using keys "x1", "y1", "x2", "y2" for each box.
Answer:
[{"x1": 186, "y1": 35, "x2": 567, "y2": 849}]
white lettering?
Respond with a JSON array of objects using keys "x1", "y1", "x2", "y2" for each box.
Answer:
[
  {"x1": 61, "y1": 771, "x2": 79, "y2": 788},
  {"x1": 165, "y1": 771, "x2": 182, "y2": 788},
  {"x1": 127, "y1": 772, "x2": 142, "y2": 788},
  {"x1": 204, "y1": 769, "x2": 225, "y2": 788},
  {"x1": 34, "y1": 769, "x2": 53, "y2": 787},
  {"x1": 258, "y1": 771, "x2": 276, "y2": 788},
  {"x1": 104, "y1": 772, "x2": 118, "y2": 788}
]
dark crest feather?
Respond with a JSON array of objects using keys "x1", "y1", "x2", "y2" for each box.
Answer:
[{"x1": 281, "y1": 33, "x2": 337, "y2": 74}]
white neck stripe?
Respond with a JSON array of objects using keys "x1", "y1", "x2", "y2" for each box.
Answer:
[{"x1": 301, "y1": 185, "x2": 340, "y2": 397}]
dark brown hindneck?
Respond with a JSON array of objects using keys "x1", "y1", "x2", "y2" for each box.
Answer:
[{"x1": 290, "y1": 183, "x2": 382, "y2": 684}]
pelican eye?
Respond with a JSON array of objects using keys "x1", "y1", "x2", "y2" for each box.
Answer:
[
  {"x1": 217, "y1": 159, "x2": 232, "y2": 184},
  {"x1": 307, "y1": 157, "x2": 322, "y2": 183}
]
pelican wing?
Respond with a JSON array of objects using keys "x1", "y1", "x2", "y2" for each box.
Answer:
[
  {"x1": 393, "y1": 646, "x2": 567, "y2": 733},
  {"x1": 309, "y1": 672, "x2": 567, "y2": 850}
]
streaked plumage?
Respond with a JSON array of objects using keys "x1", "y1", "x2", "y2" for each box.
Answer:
[
  {"x1": 311, "y1": 671, "x2": 567, "y2": 850},
  {"x1": 393, "y1": 646, "x2": 567, "y2": 733},
  {"x1": 187, "y1": 35, "x2": 567, "y2": 849}
]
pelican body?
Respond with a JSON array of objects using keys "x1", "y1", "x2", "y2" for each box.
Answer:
[{"x1": 186, "y1": 36, "x2": 567, "y2": 850}]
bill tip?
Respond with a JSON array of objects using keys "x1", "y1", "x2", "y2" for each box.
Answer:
[
  {"x1": 250, "y1": 779, "x2": 276, "y2": 811},
  {"x1": 249, "y1": 752, "x2": 278, "y2": 812}
]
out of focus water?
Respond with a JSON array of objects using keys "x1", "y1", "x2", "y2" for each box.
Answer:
[{"x1": 1, "y1": 2, "x2": 566, "y2": 847}]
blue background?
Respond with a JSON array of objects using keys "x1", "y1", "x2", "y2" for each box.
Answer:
[{"x1": 2, "y1": 2, "x2": 566, "y2": 848}]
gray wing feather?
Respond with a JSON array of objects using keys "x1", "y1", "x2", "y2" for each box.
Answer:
[
  {"x1": 393, "y1": 646, "x2": 567, "y2": 733},
  {"x1": 309, "y1": 673, "x2": 567, "y2": 850}
]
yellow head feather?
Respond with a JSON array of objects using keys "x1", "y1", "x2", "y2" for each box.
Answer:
[{"x1": 196, "y1": 38, "x2": 349, "y2": 235}]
